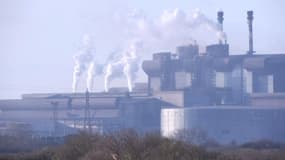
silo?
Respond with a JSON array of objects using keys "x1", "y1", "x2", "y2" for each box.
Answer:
[{"x1": 161, "y1": 106, "x2": 285, "y2": 144}]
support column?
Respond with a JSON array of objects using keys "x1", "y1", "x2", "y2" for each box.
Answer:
[
  {"x1": 268, "y1": 75, "x2": 274, "y2": 93},
  {"x1": 246, "y1": 71, "x2": 253, "y2": 93}
]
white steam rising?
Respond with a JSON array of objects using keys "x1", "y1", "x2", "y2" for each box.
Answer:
[
  {"x1": 72, "y1": 34, "x2": 101, "y2": 92},
  {"x1": 73, "y1": 8, "x2": 227, "y2": 92},
  {"x1": 113, "y1": 8, "x2": 227, "y2": 53},
  {"x1": 104, "y1": 40, "x2": 142, "y2": 92}
]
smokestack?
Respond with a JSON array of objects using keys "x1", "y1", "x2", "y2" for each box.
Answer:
[
  {"x1": 217, "y1": 11, "x2": 224, "y2": 44},
  {"x1": 247, "y1": 11, "x2": 254, "y2": 55},
  {"x1": 217, "y1": 11, "x2": 224, "y2": 30}
]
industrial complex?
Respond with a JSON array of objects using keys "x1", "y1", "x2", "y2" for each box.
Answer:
[{"x1": 1, "y1": 11, "x2": 285, "y2": 144}]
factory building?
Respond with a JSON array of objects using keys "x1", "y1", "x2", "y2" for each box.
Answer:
[
  {"x1": 1, "y1": 11, "x2": 285, "y2": 144},
  {"x1": 147, "y1": 11, "x2": 285, "y2": 144},
  {"x1": 143, "y1": 45, "x2": 285, "y2": 106},
  {"x1": 0, "y1": 91, "x2": 162, "y2": 136}
]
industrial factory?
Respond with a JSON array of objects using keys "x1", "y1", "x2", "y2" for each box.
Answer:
[{"x1": 1, "y1": 11, "x2": 285, "y2": 144}]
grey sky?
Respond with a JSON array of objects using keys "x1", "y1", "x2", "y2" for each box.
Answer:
[{"x1": 1, "y1": 0, "x2": 285, "y2": 99}]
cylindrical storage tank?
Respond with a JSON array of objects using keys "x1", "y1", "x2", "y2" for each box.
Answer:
[
  {"x1": 161, "y1": 106, "x2": 285, "y2": 144},
  {"x1": 142, "y1": 60, "x2": 162, "y2": 77}
]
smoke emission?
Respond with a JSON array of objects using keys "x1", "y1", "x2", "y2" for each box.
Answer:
[
  {"x1": 73, "y1": 8, "x2": 226, "y2": 92},
  {"x1": 72, "y1": 34, "x2": 99, "y2": 92},
  {"x1": 112, "y1": 8, "x2": 227, "y2": 53},
  {"x1": 104, "y1": 40, "x2": 142, "y2": 92}
]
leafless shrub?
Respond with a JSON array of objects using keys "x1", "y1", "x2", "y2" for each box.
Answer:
[{"x1": 1, "y1": 130, "x2": 285, "y2": 160}]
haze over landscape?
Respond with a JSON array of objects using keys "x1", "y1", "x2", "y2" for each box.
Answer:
[
  {"x1": 1, "y1": 0, "x2": 285, "y2": 99},
  {"x1": 1, "y1": 1, "x2": 285, "y2": 160}
]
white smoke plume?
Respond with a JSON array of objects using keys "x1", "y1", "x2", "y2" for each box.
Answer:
[
  {"x1": 104, "y1": 40, "x2": 142, "y2": 92},
  {"x1": 159, "y1": 8, "x2": 227, "y2": 43},
  {"x1": 112, "y1": 8, "x2": 227, "y2": 54},
  {"x1": 190, "y1": 9, "x2": 227, "y2": 43},
  {"x1": 73, "y1": 8, "x2": 227, "y2": 92},
  {"x1": 102, "y1": 8, "x2": 227, "y2": 92},
  {"x1": 72, "y1": 34, "x2": 101, "y2": 92}
]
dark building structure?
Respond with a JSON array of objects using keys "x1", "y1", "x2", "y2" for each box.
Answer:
[
  {"x1": 143, "y1": 11, "x2": 285, "y2": 144},
  {"x1": 0, "y1": 92, "x2": 162, "y2": 136},
  {"x1": 142, "y1": 15, "x2": 285, "y2": 107}
]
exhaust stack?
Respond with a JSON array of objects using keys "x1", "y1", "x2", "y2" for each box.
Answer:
[
  {"x1": 217, "y1": 11, "x2": 224, "y2": 44},
  {"x1": 247, "y1": 11, "x2": 254, "y2": 55}
]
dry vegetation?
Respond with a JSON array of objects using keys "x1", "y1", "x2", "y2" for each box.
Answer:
[{"x1": 0, "y1": 130, "x2": 285, "y2": 160}]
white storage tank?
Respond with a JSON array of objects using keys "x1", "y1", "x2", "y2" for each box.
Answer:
[{"x1": 161, "y1": 106, "x2": 285, "y2": 144}]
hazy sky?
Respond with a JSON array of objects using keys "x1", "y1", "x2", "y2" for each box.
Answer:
[{"x1": 1, "y1": 0, "x2": 285, "y2": 99}]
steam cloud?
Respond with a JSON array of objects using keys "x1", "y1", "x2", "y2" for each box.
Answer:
[
  {"x1": 72, "y1": 34, "x2": 101, "y2": 92},
  {"x1": 73, "y1": 8, "x2": 227, "y2": 92},
  {"x1": 104, "y1": 41, "x2": 142, "y2": 92},
  {"x1": 112, "y1": 8, "x2": 227, "y2": 52}
]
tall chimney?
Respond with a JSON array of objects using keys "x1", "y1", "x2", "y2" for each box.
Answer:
[
  {"x1": 217, "y1": 11, "x2": 224, "y2": 44},
  {"x1": 247, "y1": 11, "x2": 254, "y2": 55}
]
